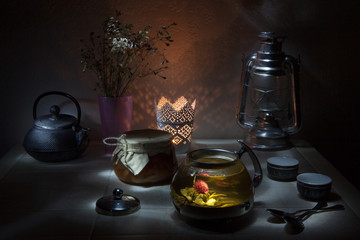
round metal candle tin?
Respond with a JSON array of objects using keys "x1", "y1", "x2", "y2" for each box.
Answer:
[
  {"x1": 267, "y1": 157, "x2": 299, "y2": 181},
  {"x1": 297, "y1": 173, "x2": 332, "y2": 200}
]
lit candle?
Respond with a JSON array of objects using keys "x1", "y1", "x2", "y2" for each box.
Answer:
[{"x1": 155, "y1": 96, "x2": 196, "y2": 153}]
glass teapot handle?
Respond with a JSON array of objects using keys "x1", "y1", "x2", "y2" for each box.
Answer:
[{"x1": 236, "y1": 140, "x2": 263, "y2": 187}]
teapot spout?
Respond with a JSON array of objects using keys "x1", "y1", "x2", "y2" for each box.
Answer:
[{"x1": 76, "y1": 127, "x2": 90, "y2": 154}]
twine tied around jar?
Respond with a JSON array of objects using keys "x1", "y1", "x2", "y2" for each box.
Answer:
[{"x1": 103, "y1": 134, "x2": 172, "y2": 176}]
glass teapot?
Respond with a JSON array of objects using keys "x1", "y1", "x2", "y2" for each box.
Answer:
[{"x1": 170, "y1": 141, "x2": 262, "y2": 221}]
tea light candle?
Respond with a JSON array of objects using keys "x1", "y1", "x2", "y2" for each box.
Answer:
[{"x1": 155, "y1": 96, "x2": 196, "y2": 153}]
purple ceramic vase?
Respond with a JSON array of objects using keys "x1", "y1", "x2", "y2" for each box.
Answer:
[{"x1": 98, "y1": 95, "x2": 133, "y2": 154}]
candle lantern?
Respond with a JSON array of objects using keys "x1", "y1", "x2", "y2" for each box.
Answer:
[
  {"x1": 155, "y1": 96, "x2": 196, "y2": 153},
  {"x1": 236, "y1": 32, "x2": 301, "y2": 150}
]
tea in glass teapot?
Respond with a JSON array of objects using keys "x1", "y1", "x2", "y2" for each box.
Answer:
[{"x1": 170, "y1": 141, "x2": 262, "y2": 221}]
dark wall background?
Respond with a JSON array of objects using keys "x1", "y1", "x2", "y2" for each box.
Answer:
[{"x1": 1, "y1": 0, "x2": 359, "y2": 189}]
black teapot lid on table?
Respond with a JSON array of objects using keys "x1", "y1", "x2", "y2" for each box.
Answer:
[{"x1": 96, "y1": 188, "x2": 140, "y2": 216}]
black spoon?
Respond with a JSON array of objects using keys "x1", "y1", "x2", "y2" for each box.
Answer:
[
  {"x1": 282, "y1": 201, "x2": 329, "y2": 229},
  {"x1": 267, "y1": 204, "x2": 345, "y2": 219}
]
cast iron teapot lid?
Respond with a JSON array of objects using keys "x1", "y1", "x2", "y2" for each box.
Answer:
[
  {"x1": 32, "y1": 91, "x2": 81, "y2": 130},
  {"x1": 35, "y1": 105, "x2": 77, "y2": 129},
  {"x1": 96, "y1": 188, "x2": 140, "y2": 216}
]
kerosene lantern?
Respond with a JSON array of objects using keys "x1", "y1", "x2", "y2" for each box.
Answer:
[{"x1": 236, "y1": 32, "x2": 301, "y2": 150}]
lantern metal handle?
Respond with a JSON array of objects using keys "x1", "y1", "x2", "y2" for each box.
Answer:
[
  {"x1": 236, "y1": 54, "x2": 256, "y2": 128},
  {"x1": 283, "y1": 55, "x2": 301, "y2": 134}
]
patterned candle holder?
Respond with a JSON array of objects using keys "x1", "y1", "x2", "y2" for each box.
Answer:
[{"x1": 155, "y1": 96, "x2": 196, "y2": 153}]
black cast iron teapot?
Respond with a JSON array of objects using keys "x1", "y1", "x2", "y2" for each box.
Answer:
[{"x1": 23, "y1": 91, "x2": 90, "y2": 162}]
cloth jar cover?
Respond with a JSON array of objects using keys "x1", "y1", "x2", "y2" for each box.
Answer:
[{"x1": 104, "y1": 129, "x2": 177, "y2": 185}]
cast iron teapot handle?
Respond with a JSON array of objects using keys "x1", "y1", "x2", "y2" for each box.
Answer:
[
  {"x1": 33, "y1": 91, "x2": 81, "y2": 126},
  {"x1": 237, "y1": 140, "x2": 263, "y2": 187}
]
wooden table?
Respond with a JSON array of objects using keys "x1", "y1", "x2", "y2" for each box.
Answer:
[{"x1": 1, "y1": 139, "x2": 359, "y2": 239}]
